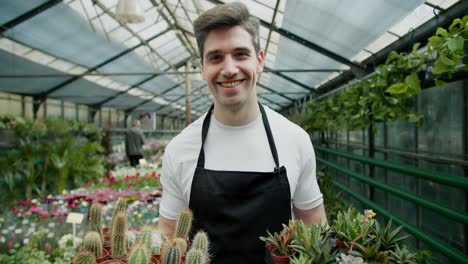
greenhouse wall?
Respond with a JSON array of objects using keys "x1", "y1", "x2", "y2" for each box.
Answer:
[{"x1": 313, "y1": 79, "x2": 468, "y2": 262}]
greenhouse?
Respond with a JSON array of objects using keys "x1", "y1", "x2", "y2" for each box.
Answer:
[{"x1": 0, "y1": 0, "x2": 467, "y2": 263}]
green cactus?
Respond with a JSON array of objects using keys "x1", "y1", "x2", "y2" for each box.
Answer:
[
  {"x1": 175, "y1": 208, "x2": 193, "y2": 240},
  {"x1": 140, "y1": 227, "x2": 153, "y2": 252},
  {"x1": 89, "y1": 203, "x2": 103, "y2": 240},
  {"x1": 111, "y1": 199, "x2": 127, "y2": 230},
  {"x1": 111, "y1": 212, "x2": 128, "y2": 259},
  {"x1": 185, "y1": 249, "x2": 206, "y2": 264},
  {"x1": 191, "y1": 231, "x2": 209, "y2": 257},
  {"x1": 83, "y1": 231, "x2": 103, "y2": 258},
  {"x1": 162, "y1": 241, "x2": 181, "y2": 264},
  {"x1": 128, "y1": 244, "x2": 151, "y2": 264},
  {"x1": 73, "y1": 250, "x2": 96, "y2": 264}
]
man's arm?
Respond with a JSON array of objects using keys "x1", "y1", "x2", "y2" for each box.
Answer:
[
  {"x1": 158, "y1": 215, "x2": 177, "y2": 239},
  {"x1": 293, "y1": 203, "x2": 328, "y2": 227}
]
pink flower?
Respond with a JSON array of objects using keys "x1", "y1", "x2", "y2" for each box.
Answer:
[
  {"x1": 44, "y1": 242, "x2": 52, "y2": 253},
  {"x1": 7, "y1": 240, "x2": 14, "y2": 249},
  {"x1": 58, "y1": 220, "x2": 64, "y2": 224},
  {"x1": 84, "y1": 182, "x2": 89, "y2": 188}
]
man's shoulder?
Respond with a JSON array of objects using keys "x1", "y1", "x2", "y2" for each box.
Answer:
[
  {"x1": 264, "y1": 105, "x2": 308, "y2": 137},
  {"x1": 165, "y1": 114, "x2": 205, "y2": 155}
]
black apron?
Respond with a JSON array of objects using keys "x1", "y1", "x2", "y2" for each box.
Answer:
[{"x1": 188, "y1": 103, "x2": 292, "y2": 264}]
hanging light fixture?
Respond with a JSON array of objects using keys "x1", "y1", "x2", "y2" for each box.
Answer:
[{"x1": 115, "y1": 0, "x2": 145, "y2": 24}]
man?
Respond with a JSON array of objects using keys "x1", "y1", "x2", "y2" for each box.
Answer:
[
  {"x1": 125, "y1": 119, "x2": 145, "y2": 167},
  {"x1": 159, "y1": 2, "x2": 327, "y2": 263}
]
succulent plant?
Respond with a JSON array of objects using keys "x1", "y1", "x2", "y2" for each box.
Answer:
[
  {"x1": 175, "y1": 208, "x2": 193, "y2": 240},
  {"x1": 140, "y1": 227, "x2": 153, "y2": 252},
  {"x1": 336, "y1": 253, "x2": 364, "y2": 264},
  {"x1": 128, "y1": 244, "x2": 151, "y2": 264},
  {"x1": 185, "y1": 248, "x2": 206, "y2": 264},
  {"x1": 111, "y1": 212, "x2": 128, "y2": 259},
  {"x1": 89, "y1": 203, "x2": 103, "y2": 240},
  {"x1": 173, "y1": 237, "x2": 188, "y2": 255},
  {"x1": 161, "y1": 241, "x2": 182, "y2": 264},
  {"x1": 83, "y1": 231, "x2": 103, "y2": 258},
  {"x1": 390, "y1": 244, "x2": 418, "y2": 264},
  {"x1": 191, "y1": 231, "x2": 209, "y2": 257},
  {"x1": 373, "y1": 219, "x2": 408, "y2": 251},
  {"x1": 73, "y1": 250, "x2": 96, "y2": 264}
]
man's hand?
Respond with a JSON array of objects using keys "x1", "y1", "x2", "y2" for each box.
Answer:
[
  {"x1": 158, "y1": 215, "x2": 177, "y2": 238},
  {"x1": 293, "y1": 203, "x2": 328, "y2": 227}
]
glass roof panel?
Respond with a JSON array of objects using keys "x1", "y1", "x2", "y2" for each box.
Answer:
[
  {"x1": 4, "y1": 3, "x2": 128, "y2": 68},
  {"x1": 389, "y1": 4, "x2": 436, "y2": 37},
  {"x1": 0, "y1": 49, "x2": 69, "y2": 94},
  {"x1": 280, "y1": 0, "x2": 424, "y2": 60},
  {"x1": 140, "y1": 75, "x2": 179, "y2": 94},
  {"x1": 0, "y1": 38, "x2": 33, "y2": 56},
  {"x1": 365, "y1": 32, "x2": 399, "y2": 54},
  {"x1": 426, "y1": 0, "x2": 459, "y2": 9},
  {"x1": 103, "y1": 93, "x2": 149, "y2": 108},
  {"x1": 0, "y1": 0, "x2": 47, "y2": 25},
  {"x1": 50, "y1": 78, "x2": 119, "y2": 105}
]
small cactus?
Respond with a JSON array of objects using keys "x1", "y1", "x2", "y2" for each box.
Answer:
[
  {"x1": 140, "y1": 227, "x2": 153, "y2": 252},
  {"x1": 175, "y1": 208, "x2": 193, "y2": 240},
  {"x1": 128, "y1": 244, "x2": 151, "y2": 264},
  {"x1": 73, "y1": 250, "x2": 96, "y2": 264},
  {"x1": 161, "y1": 241, "x2": 182, "y2": 264},
  {"x1": 83, "y1": 231, "x2": 103, "y2": 258},
  {"x1": 111, "y1": 212, "x2": 128, "y2": 259},
  {"x1": 111, "y1": 199, "x2": 127, "y2": 229},
  {"x1": 89, "y1": 203, "x2": 103, "y2": 240},
  {"x1": 173, "y1": 237, "x2": 187, "y2": 255},
  {"x1": 191, "y1": 231, "x2": 209, "y2": 257},
  {"x1": 185, "y1": 249, "x2": 206, "y2": 264}
]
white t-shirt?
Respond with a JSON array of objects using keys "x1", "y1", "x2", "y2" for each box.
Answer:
[{"x1": 160, "y1": 105, "x2": 323, "y2": 220}]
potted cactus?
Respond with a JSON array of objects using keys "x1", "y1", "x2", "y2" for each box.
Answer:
[
  {"x1": 73, "y1": 250, "x2": 97, "y2": 264},
  {"x1": 110, "y1": 212, "x2": 128, "y2": 261},
  {"x1": 175, "y1": 208, "x2": 193, "y2": 244},
  {"x1": 128, "y1": 244, "x2": 151, "y2": 264},
  {"x1": 83, "y1": 231, "x2": 109, "y2": 263},
  {"x1": 161, "y1": 240, "x2": 182, "y2": 264}
]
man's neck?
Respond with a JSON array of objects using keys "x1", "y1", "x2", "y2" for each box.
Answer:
[{"x1": 212, "y1": 100, "x2": 260, "y2": 126}]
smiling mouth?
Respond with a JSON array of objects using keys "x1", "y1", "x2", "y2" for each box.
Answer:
[{"x1": 218, "y1": 80, "x2": 244, "y2": 88}]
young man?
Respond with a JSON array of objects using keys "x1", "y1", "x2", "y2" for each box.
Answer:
[
  {"x1": 159, "y1": 2, "x2": 327, "y2": 263},
  {"x1": 125, "y1": 119, "x2": 145, "y2": 167}
]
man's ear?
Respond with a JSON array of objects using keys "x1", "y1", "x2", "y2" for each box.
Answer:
[
  {"x1": 199, "y1": 58, "x2": 206, "y2": 80},
  {"x1": 257, "y1": 50, "x2": 265, "y2": 73}
]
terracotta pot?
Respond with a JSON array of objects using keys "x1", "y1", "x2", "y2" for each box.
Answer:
[
  {"x1": 96, "y1": 248, "x2": 110, "y2": 263},
  {"x1": 152, "y1": 254, "x2": 161, "y2": 264},
  {"x1": 103, "y1": 235, "x2": 111, "y2": 251},
  {"x1": 271, "y1": 249, "x2": 290, "y2": 264},
  {"x1": 100, "y1": 260, "x2": 126, "y2": 264},
  {"x1": 103, "y1": 227, "x2": 110, "y2": 234}
]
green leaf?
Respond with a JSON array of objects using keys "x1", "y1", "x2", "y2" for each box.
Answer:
[
  {"x1": 412, "y1": 42, "x2": 421, "y2": 52},
  {"x1": 428, "y1": 36, "x2": 443, "y2": 45},
  {"x1": 386, "y1": 83, "x2": 407, "y2": 95},
  {"x1": 447, "y1": 36, "x2": 464, "y2": 53},
  {"x1": 432, "y1": 59, "x2": 453, "y2": 75},
  {"x1": 435, "y1": 79, "x2": 447, "y2": 87},
  {"x1": 405, "y1": 72, "x2": 421, "y2": 94},
  {"x1": 386, "y1": 51, "x2": 400, "y2": 63},
  {"x1": 436, "y1": 27, "x2": 448, "y2": 37},
  {"x1": 449, "y1": 18, "x2": 461, "y2": 31},
  {"x1": 439, "y1": 54, "x2": 456, "y2": 66}
]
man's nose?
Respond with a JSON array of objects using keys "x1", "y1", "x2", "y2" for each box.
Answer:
[{"x1": 220, "y1": 56, "x2": 239, "y2": 77}]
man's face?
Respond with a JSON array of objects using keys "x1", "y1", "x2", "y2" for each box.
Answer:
[{"x1": 200, "y1": 26, "x2": 264, "y2": 110}]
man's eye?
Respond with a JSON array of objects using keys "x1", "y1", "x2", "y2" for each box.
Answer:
[{"x1": 209, "y1": 55, "x2": 221, "y2": 61}]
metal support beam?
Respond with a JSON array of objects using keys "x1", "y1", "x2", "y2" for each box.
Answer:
[
  {"x1": 40, "y1": 28, "x2": 171, "y2": 96},
  {"x1": 264, "y1": 0, "x2": 281, "y2": 56},
  {"x1": 258, "y1": 83, "x2": 294, "y2": 102},
  {"x1": 125, "y1": 82, "x2": 183, "y2": 112},
  {"x1": 0, "y1": 0, "x2": 63, "y2": 34},
  {"x1": 264, "y1": 66, "x2": 318, "y2": 94},
  {"x1": 151, "y1": 0, "x2": 196, "y2": 56},
  {"x1": 89, "y1": 107, "x2": 99, "y2": 123},
  {"x1": 185, "y1": 61, "x2": 192, "y2": 125}
]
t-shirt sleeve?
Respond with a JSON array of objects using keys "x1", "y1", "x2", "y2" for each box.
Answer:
[
  {"x1": 160, "y1": 146, "x2": 188, "y2": 220},
  {"x1": 292, "y1": 131, "x2": 323, "y2": 210}
]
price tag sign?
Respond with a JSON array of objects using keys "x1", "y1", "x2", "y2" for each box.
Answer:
[{"x1": 66, "y1": 212, "x2": 84, "y2": 224}]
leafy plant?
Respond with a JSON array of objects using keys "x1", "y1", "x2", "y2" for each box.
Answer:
[
  {"x1": 290, "y1": 221, "x2": 336, "y2": 263},
  {"x1": 373, "y1": 218, "x2": 408, "y2": 251},
  {"x1": 333, "y1": 208, "x2": 375, "y2": 245},
  {"x1": 260, "y1": 220, "x2": 296, "y2": 257},
  {"x1": 390, "y1": 244, "x2": 418, "y2": 264}
]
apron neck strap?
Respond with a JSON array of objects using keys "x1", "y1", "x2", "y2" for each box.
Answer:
[{"x1": 196, "y1": 103, "x2": 280, "y2": 168}]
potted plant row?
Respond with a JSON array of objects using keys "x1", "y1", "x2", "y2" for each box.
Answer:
[
  {"x1": 261, "y1": 207, "x2": 430, "y2": 264},
  {"x1": 72, "y1": 200, "x2": 211, "y2": 264}
]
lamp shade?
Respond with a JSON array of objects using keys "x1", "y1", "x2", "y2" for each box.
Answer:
[{"x1": 115, "y1": 0, "x2": 145, "y2": 24}]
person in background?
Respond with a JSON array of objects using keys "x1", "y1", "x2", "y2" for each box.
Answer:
[
  {"x1": 125, "y1": 119, "x2": 145, "y2": 167},
  {"x1": 159, "y1": 2, "x2": 327, "y2": 263}
]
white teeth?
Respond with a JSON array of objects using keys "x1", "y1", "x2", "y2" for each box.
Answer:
[{"x1": 220, "y1": 80, "x2": 241, "y2": 87}]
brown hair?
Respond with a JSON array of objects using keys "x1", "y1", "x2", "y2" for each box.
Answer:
[{"x1": 193, "y1": 2, "x2": 260, "y2": 59}]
